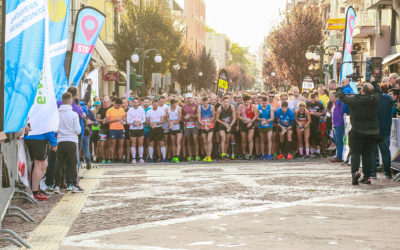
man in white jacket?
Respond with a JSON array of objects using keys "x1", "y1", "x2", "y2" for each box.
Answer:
[{"x1": 54, "y1": 92, "x2": 83, "y2": 193}]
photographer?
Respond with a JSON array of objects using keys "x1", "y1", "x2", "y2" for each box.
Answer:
[{"x1": 336, "y1": 77, "x2": 380, "y2": 185}]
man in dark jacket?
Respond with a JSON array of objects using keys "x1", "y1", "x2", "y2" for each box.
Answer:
[
  {"x1": 336, "y1": 78, "x2": 380, "y2": 185},
  {"x1": 372, "y1": 89, "x2": 393, "y2": 179}
]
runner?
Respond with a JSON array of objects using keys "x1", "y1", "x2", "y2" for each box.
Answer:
[
  {"x1": 295, "y1": 102, "x2": 311, "y2": 158},
  {"x1": 90, "y1": 97, "x2": 101, "y2": 162},
  {"x1": 275, "y1": 101, "x2": 295, "y2": 160},
  {"x1": 306, "y1": 92, "x2": 325, "y2": 157},
  {"x1": 127, "y1": 97, "x2": 146, "y2": 164},
  {"x1": 257, "y1": 96, "x2": 274, "y2": 160},
  {"x1": 97, "y1": 96, "x2": 112, "y2": 164},
  {"x1": 182, "y1": 93, "x2": 200, "y2": 162},
  {"x1": 159, "y1": 96, "x2": 170, "y2": 160},
  {"x1": 146, "y1": 98, "x2": 167, "y2": 163},
  {"x1": 167, "y1": 99, "x2": 183, "y2": 163},
  {"x1": 198, "y1": 96, "x2": 216, "y2": 162},
  {"x1": 238, "y1": 95, "x2": 258, "y2": 160},
  {"x1": 216, "y1": 96, "x2": 237, "y2": 160},
  {"x1": 141, "y1": 97, "x2": 152, "y2": 160},
  {"x1": 122, "y1": 97, "x2": 131, "y2": 163},
  {"x1": 105, "y1": 97, "x2": 126, "y2": 163}
]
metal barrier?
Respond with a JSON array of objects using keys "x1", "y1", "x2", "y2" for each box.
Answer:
[{"x1": 0, "y1": 138, "x2": 31, "y2": 248}]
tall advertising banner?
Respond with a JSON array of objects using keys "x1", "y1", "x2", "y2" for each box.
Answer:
[
  {"x1": 28, "y1": 1, "x2": 59, "y2": 136},
  {"x1": 49, "y1": 0, "x2": 71, "y2": 100},
  {"x1": 340, "y1": 7, "x2": 357, "y2": 94},
  {"x1": 80, "y1": 68, "x2": 99, "y2": 100},
  {"x1": 217, "y1": 69, "x2": 229, "y2": 98},
  {"x1": 68, "y1": 7, "x2": 105, "y2": 87},
  {"x1": 3, "y1": 0, "x2": 47, "y2": 133}
]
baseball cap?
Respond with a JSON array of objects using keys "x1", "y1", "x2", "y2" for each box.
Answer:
[
  {"x1": 94, "y1": 101, "x2": 101, "y2": 106},
  {"x1": 185, "y1": 93, "x2": 193, "y2": 98}
]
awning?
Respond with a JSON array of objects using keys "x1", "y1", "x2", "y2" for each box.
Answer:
[
  {"x1": 383, "y1": 53, "x2": 400, "y2": 65},
  {"x1": 94, "y1": 39, "x2": 118, "y2": 72}
]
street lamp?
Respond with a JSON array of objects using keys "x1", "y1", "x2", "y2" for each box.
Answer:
[
  {"x1": 306, "y1": 45, "x2": 342, "y2": 85},
  {"x1": 196, "y1": 71, "x2": 203, "y2": 90},
  {"x1": 131, "y1": 53, "x2": 140, "y2": 64},
  {"x1": 154, "y1": 54, "x2": 163, "y2": 64}
]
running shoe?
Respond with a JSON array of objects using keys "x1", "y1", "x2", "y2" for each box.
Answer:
[
  {"x1": 221, "y1": 153, "x2": 226, "y2": 158},
  {"x1": 273, "y1": 153, "x2": 278, "y2": 159},
  {"x1": 163, "y1": 159, "x2": 169, "y2": 163},
  {"x1": 66, "y1": 184, "x2": 73, "y2": 191},
  {"x1": 207, "y1": 156, "x2": 213, "y2": 162},
  {"x1": 33, "y1": 192, "x2": 48, "y2": 201},
  {"x1": 203, "y1": 156, "x2": 208, "y2": 162},
  {"x1": 260, "y1": 155, "x2": 265, "y2": 160},
  {"x1": 132, "y1": 159, "x2": 136, "y2": 164},
  {"x1": 46, "y1": 185, "x2": 54, "y2": 192},
  {"x1": 266, "y1": 154, "x2": 273, "y2": 160},
  {"x1": 360, "y1": 177, "x2": 371, "y2": 184},
  {"x1": 54, "y1": 186, "x2": 61, "y2": 194},
  {"x1": 277, "y1": 154, "x2": 285, "y2": 160},
  {"x1": 72, "y1": 185, "x2": 84, "y2": 193},
  {"x1": 40, "y1": 189, "x2": 50, "y2": 196},
  {"x1": 139, "y1": 159, "x2": 145, "y2": 164},
  {"x1": 174, "y1": 157, "x2": 180, "y2": 163},
  {"x1": 231, "y1": 154, "x2": 236, "y2": 160},
  {"x1": 147, "y1": 158, "x2": 153, "y2": 163},
  {"x1": 187, "y1": 156, "x2": 193, "y2": 162},
  {"x1": 86, "y1": 162, "x2": 92, "y2": 170},
  {"x1": 352, "y1": 172, "x2": 361, "y2": 185},
  {"x1": 100, "y1": 160, "x2": 106, "y2": 164},
  {"x1": 304, "y1": 155, "x2": 311, "y2": 160},
  {"x1": 107, "y1": 160, "x2": 112, "y2": 164},
  {"x1": 244, "y1": 154, "x2": 250, "y2": 160},
  {"x1": 287, "y1": 153, "x2": 293, "y2": 160},
  {"x1": 248, "y1": 155, "x2": 254, "y2": 161},
  {"x1": 195, "y1": 156, "x2": 201, "y2": 161}
]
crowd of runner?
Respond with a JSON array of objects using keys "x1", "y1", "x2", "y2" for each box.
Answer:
[{"x1": 24, "y1": 74, "x2": 400, "y2": 201}]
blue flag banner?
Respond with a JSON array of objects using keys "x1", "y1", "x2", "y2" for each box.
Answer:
[
  {"x1": 340, "y1": 6, "x2": 357, "y2": 94},
  {"x1": 49, "y1": 0, "x2": 71, "y2": 100},
  {"x1": 68, "y1": 7, "x2": 105, "y2": 87},
  {"x1": 4, "y1": 0, "x2": 47, "y2": 133}
]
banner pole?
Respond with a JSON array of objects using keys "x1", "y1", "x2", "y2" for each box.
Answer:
[{"x1": 0, "y1": 0, "x2": 6, "y2": 131}]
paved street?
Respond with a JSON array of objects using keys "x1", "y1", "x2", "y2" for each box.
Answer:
[{"x1": 2, "y1": 160, "x2": 400, "y2": 249}]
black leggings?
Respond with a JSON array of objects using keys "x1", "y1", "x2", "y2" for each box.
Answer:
[{"x1": 55, "y1": 142, "x2": 78, "y2": 186}]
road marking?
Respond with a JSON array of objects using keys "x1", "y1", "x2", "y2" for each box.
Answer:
[
  {"x1": 62, "y1": 239, "x2": 186, "y2": 250},
  {"x1": 61, "y1": 186, "x2": 400, "y2": 246},
  {"x1": 308, "y1": 203, "x2": 400, "y2": 211},
  {"x1": 23, "y1": 168, "x2": 104, "y2": 250}
]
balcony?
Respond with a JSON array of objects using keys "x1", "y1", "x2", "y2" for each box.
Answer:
[
  {"x1": 366, "y1": 0, "x2": 392, "y2": 9},
  {"x1": 353, "y1": 10, "x2": 376, "y2": 38}
]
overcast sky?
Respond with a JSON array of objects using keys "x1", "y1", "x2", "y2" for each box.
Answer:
[{"x1": 176, "y1": 0, "x2": 287, "y2": 53}]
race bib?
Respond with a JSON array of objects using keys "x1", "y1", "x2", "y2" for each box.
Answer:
[
  {"x1": 201, "y1": 119, "x2": 215, "y2": 130},
  {"x1": 185, "y1": 121, "x2": 196, "y2": 129}
]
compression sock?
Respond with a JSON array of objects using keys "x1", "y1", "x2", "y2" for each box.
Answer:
[
  {"x1": 288, "y1": 141, "x2": 293, "y2": 154},
  {"x1": 299, "y1": 147, "x2": 304, "y2": 156},
  {"x1": 161, "y1": 146, "x2": 166, "y2": 159},
  {"x1": 131, "y1": 147, "x2": 136, "y2": 159},
  {"x1": 306, "y1": 148, "x2": 310, "y2": 156},
  {"x1": 139, "y1": 146, "x2": 144, "y2": 158},
  {"x1": 316, "y1": 148, "x2": 321, "y2": 154},
  {"x1": 149, "y1": 146, "x2": 154, "y2": 159}
]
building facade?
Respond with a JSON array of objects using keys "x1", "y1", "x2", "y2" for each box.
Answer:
[
  {"x1": 205, "y1": 31, "x2": 230, "y2": 70},
  {"x1": 184, "y1": 0, "x2": 206, "y2": 56}
]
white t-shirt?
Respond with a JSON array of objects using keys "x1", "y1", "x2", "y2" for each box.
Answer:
[
  {"x1": 127, "y1": 106, "x2": 146, "y2": 130},
  {"x1": 288, "y1": 95, "x2": 303, "y2": 111},
  {"x1": 146, "y1": 107, "x2": 165, "y2": 127}
]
